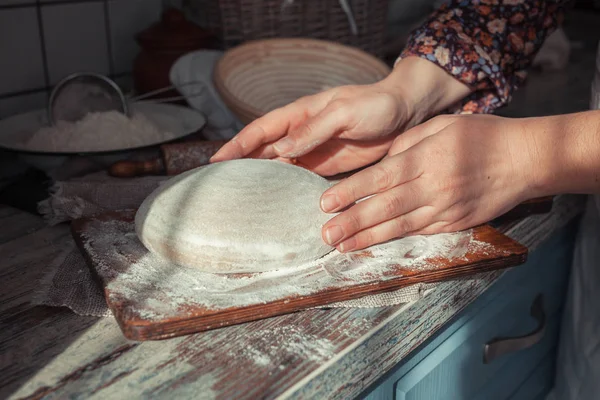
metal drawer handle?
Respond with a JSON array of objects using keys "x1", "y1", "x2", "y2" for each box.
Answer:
[{"x1": 483, "y1": 294, "x2": 546, "y2": 364}]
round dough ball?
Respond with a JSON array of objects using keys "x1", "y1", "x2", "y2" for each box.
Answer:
[{"x1": 135, "y1": 159, "x2": 334, "y2": 273}]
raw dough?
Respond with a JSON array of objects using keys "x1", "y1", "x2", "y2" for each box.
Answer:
[{"x1": 135, "y1": 158, "x2": 334, "y2": 273}]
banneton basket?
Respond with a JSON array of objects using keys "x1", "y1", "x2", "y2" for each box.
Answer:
[
  {"x1": 212, "y1": 38, "x2": 391, "y2": 124},
  {"x1": 182, "y1": 0, "x2": 390, "y2": 57}
]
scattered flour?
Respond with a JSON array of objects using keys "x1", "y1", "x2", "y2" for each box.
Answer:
[
  {"x1": 24, "y1": 110, "x2": 178, "y2": 152},
  {"x1": 230, "y1": 325, "x2": 336, "y2": 367},
  {"x1": 79, "y1": 218, "x2": 490, "y2": 322},
  {"x1": 8, "y1": 316, "x2": 217, "y2": 400}
]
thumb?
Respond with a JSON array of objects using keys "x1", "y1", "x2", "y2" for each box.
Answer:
[{"x1": 272, "y1": 100, "x2": 352, "y2": 158}]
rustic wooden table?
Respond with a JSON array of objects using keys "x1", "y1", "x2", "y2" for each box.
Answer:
[{"x1": 0, "y1": 195, "x2": 586, "y2": 400}]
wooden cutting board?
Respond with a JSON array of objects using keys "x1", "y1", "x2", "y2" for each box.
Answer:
[{"x1": 72, "y1": 210, "x2": 527, "y2": 341}]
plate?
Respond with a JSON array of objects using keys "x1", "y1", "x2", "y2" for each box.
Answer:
[{"x1": 0, "y1": 102, "x2": 207, "y2": 155}]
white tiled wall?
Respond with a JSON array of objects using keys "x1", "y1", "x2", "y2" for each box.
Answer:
[
  {"x1": 108, "y1": 0, "x2": 163, "y2": 75},
  {"x1": 42, "y1": 2, "x2": 111, "y2": 84},
  {"x1": 0, "y1": 0, "x2": 164, "y2": 119},
  {"x1": 0, "y1": 7, "x2": 45, "y2": 94}
]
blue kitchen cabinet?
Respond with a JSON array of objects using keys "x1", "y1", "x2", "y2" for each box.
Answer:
[{"x1": 361, "y1": 222, "x2": 578, "y2": 400}]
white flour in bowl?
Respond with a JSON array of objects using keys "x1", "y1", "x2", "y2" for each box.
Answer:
[{"x1": 25, "y1": 110, "x2": 179, "y2": 152}]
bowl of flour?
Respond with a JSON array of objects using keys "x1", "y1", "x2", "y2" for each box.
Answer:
[
  {"x1": 0, "y1": 101, "x2": 206, "y2": 173},
  {"x1": 0, "y1": 101, "x2": 206, "y2": 154}
]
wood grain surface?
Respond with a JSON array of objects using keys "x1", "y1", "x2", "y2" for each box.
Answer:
[
  {"x1": 71, "y1": 211, "x2": 527, "y2": 341},
  {"x1": 0, "y1": 195, "x2": 586, "y2": 400}
]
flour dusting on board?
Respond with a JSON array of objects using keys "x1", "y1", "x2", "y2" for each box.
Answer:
[{"x1": 80, "y1": 219, "x2": 489, "y2": 322}]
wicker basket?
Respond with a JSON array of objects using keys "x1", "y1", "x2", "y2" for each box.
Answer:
[
  {"x1": 182, "y1": 0, "x2": 390, "y2": 57},
  {"x1": 213, "y1": 38, "x2": 391, "y2": 124}
]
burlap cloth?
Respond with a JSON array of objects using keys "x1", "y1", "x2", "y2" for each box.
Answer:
[{"x1": 33, "y1": 171, "x2": 438, "y2": 317}]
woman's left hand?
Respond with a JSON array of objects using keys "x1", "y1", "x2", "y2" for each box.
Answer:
[{"x1": 320, "y1": 114, "x2": 540, "y2": 252}]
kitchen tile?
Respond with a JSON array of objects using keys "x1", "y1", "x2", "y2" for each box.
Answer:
[
  {"x1": 108, "y1": 0, "x2": 162, "y2": 74},
  {"x1": 38, "y1": 0, "x2": 101, "y2": 3},
  {"x1": 0, "y1": 91, "x2": 47, "y2": 119},
  {"x1": 0, "y1": 7, "x2": 45, "y2": 95},
  {"x1": 42, "y1": 2, "x2": 110, "y2": 84},
  {"x1": 163, "y1": 0, "x2": 183, "y2": 8},
  {"x1": 0, "y1": 1, "x2": 37, "y2": 6}
]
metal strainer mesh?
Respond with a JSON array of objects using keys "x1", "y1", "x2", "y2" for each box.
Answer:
[{"x1": 48, "y1": 72, "x2": 128, "y2": 126}]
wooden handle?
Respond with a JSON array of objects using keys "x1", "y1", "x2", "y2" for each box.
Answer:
[
  {"x1": 108, "y1": 140, "x2": 227, "y2": 178},
  {"x1": 161, "y1": 140, "x2": 228, "y2": 175},
  {"x1": 108, "y1": 158, "x2": 165, "y2": 177}
]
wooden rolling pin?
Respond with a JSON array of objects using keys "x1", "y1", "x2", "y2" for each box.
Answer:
[{"x1": 109, "y1": 140, "x2": 228, "y2": 177}]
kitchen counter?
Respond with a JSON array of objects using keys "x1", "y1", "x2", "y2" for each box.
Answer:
[
  {"x1": 0, "y1": 194, "x2": 586, "y2": 400},
  {"x1": 1, "y1": 10, "x2": 597, "y2": 400}
]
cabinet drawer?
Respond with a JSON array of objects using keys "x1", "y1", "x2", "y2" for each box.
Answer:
[
  {"x1": 473, "y1": 318, "x2": 560, "y2": 400},
  {"x1": 492, "y1": 352, "x2": 556, "y2": 400},
  {"x1": 360, "y1": 223, "x2": 577, "y2": 400},
  {"x1": 394, "y1": 288, "x2": 564, "y2": 400}
]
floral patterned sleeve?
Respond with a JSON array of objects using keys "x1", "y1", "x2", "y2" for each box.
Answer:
[{"x1": 398, "y1": 0, "x2": 573, "y2": 114}]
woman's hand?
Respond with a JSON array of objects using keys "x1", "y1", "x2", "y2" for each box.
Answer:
[
  {"x1": 320, "y1": 114, "x2": 538, "y2": 252},
  {"x1": 210, "y1": 82, "x2": 411, "y2": 176},
  {"x1": 210, "y1": 57, "x2": 472, "y2": 176}
]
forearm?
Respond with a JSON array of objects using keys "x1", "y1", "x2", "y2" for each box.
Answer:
[
  {"x1": 525, "y1": 110, "x2": 600, "y2": 196},
  {"x1": 378, "y1": 56, "x2": 472, "y2": 129}
]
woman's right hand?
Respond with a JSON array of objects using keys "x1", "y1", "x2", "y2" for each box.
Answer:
[{"x1": 210, "y1": 57, "x2": 473, "y2": 176}]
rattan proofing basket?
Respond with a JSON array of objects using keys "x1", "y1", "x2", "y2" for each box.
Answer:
[
  {"x1": 182, "y1": 0, "x2": 390, "y2": 57},
  {"x1": 213, "y1": 38, "x2": 391, "y2": 124}
]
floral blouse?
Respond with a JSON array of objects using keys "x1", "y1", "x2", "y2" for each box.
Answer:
[{"x1": 399, "y1": 0, "x2": 573, "y2": 114}]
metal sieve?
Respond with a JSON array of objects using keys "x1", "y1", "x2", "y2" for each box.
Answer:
[{"x1": 48, "y1": 72, "x2": 129, "y2": 126}]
